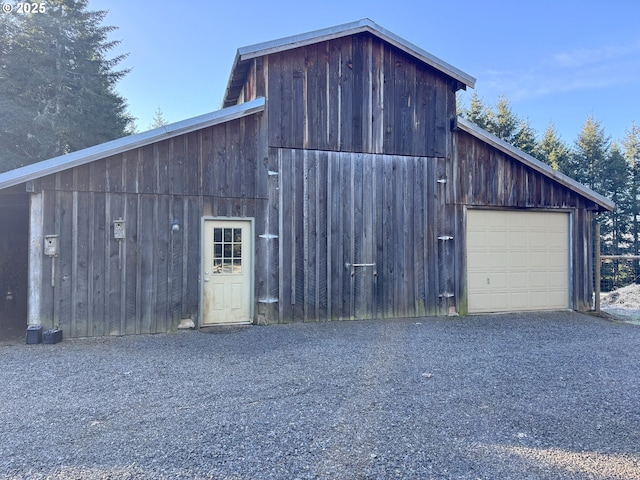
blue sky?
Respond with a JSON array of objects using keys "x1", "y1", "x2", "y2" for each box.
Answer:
[{"x1": 90, "y1": 0, "x2": 640, "y2": 146}]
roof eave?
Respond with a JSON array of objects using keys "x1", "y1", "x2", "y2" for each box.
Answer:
[
  {"x1": 222, "y1": 50, "x2": 244, "y2": 108},
  {"x1": 0, "y1": 97, "x2": 265, "y2": 191},
  {"x1": 453, "y1": 116, "x2": 615, "y2": 212}
]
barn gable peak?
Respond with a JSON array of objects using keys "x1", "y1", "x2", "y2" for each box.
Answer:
[{"x1": 222, "y1": 18, "x2": 476, "y2": 108}]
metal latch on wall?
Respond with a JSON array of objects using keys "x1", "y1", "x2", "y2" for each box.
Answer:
[{"x1": 345, "y1": 262, "x2": 377, "y2": 277}]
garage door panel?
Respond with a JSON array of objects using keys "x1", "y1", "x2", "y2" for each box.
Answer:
[
  {"x1": 530, "y1": 295, "x2": 550, "y2": 309},
  {"x1": 488, "y1": 231, "x2": 509, "y2": 248},
  {"x1": 508, "y1": 230, "x2": 530, "y2": 246},
  {"x1": 467, "y1": 210, "x2": 569, "y2": 313},
  {"x1": 549, "y1": 232, "x2": 566, "y2": 245},
  {"x1": 509, "y1": 271, "x2": 528, "y2": 286},
  {"x1": 490, "y1": 272, "x2": 509, "y2": 288},
  {"x1": 548, "y1": 290, "x2": 569, "y2": 307},
  {"x1": 530, "y1": 271, "x2": 550, "y2": 288},
  {"x1": 547, "y1": 271, "x2": 567, "y2": 288},
  {"x1": 510, "y1": 215, "x2": 530, "y2": 228},
  {"x1": 548, "y1": 251, "x2": 566, "y2": 263},
  {"x1": 487, "y1": 293, "x2": 509, "y2": 310},
  {"x1": 509, "y1": 253, "x2": 528, "y2": 268},
  {"x1": 467, "y1": 252, "x2": 491, "y2": 269},
  {"x1": 509, "y1": 292, "x2": 530, "y2": 310},
  {"x1": 527, "y1": 252, "x2": 546, "y2": 266}
]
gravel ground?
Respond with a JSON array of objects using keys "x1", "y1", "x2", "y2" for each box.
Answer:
[{"x1": 1, "y1": 312, "x2": 639, "y2": 480}]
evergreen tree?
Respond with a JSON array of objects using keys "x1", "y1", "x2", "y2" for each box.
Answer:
[
  {"x1": 464, "y1": 91, "x2": 490, "y2": 130},
  {"x1": 455, "y1": 91, "x2": 465, "y2": 117},
  {"x1": 567, "y1": 116, "x2": 610, "y2": 192},
  {"x1": 538, "y1": 122, "x2": 570, "y2": 172},
  {"x1": 149, "y1": 107, "x2": 169, "y2": 129},
  {"x1": 0, "y1": 0, "x2": 132, "y2": 171},
  {"x1": 622, "y1": 122, "x2": 640, "y2": 280},
  {"x1": 488, "y1": 95, "x2": 519, "y2": 144},
  {"x1": 598, "y1": 143, "x2": 631, "y2": 285},
  {"x1": 600, "y1": 144, "x2": 629, "y2": 250},
  {"x1": 462, "y1": 93, "x2": 538, "y2": 157},
  {"x1": 513, "y1": 119, "x2": 538, "y2": 157},
  {"x1": 124, "y1": 108, "x2": 139, "y2": 135}
]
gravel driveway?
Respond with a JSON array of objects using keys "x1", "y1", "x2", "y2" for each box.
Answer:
[{"x1": 1, "y1": 312, "x2": 639, "y2": 479}]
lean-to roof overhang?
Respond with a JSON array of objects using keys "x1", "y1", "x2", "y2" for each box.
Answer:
[{"x1": 0, "y1": 98, "x2": 265, "y2": 191}]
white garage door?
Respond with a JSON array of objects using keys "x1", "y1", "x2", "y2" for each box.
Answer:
[{"x1": 467, "y1": 210, "x2": 569, "y2": 313}]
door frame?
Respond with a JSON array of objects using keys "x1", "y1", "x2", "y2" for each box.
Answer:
[
  {"x1": 463, "y1": 207, "x2": 574, "y2": 313},
  {"x1": 199, "y1": 216, "x2": 255, "y2": 327}
]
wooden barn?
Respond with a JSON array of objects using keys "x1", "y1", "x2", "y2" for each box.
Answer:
[{"x1": 0, "y1": 19, "x2": 614, "y2": 340}]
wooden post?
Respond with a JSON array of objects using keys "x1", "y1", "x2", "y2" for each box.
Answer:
[{"x1": 595, "y1": 221, "x2": 600, "y2": 313}]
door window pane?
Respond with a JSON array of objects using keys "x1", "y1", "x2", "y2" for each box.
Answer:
[{"x1": 212, "y1": 226, "x2": 242, "y2": 274}]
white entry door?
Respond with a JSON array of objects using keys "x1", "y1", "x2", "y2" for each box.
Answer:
[{"x1": 202, "y1": 219, "x2": 252, "y2": 325}]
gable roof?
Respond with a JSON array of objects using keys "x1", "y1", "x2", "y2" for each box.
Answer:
[
  {"x1": 223, "y1": 18, "x2": 476, "y2": 108},
  {"x1": 0, "y1": 97, "x2": 265, "y2": 191},
  {"x1": 453, "y1": 116, "x2": 615, "y2": 212}
]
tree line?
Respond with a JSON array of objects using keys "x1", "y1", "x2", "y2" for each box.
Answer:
[{"x1": 460, "y1": 92, "x2": 640, "y2": 289}]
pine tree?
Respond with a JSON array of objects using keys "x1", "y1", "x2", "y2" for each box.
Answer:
[
  {"x1": 538, "y1": 123, "x2": 570, "y2": 172},
  {"x1": 124, "y1": 110, "x2": 139, "y2": 135},
  {"x1": 149, "y1": 107, "x2": 169, "y2": 129},
  {"x1": 488, "y1": 95, "x2": 519, "y2": 144},
  {"x1": 600, "y1": 143, "x2": 629, "y2": 250},
  {"x1": 622, "y1": 122, "x2": 640, "y2": 279},
  {"x1": 568, "y1": 116, "x2": 610, "y2": 192},
  {"x1": 598, "y1": 143, "x2": 631, "y2": 285},
  {"x1": 0, "y1": 0, "x2": 132, "y2": 171},
  {"x1": 513, "y1": 119, "x2": 538, "y2": 157},
  {"x1": 464, "y1": 91, "x2": 491, "y2": 130}
]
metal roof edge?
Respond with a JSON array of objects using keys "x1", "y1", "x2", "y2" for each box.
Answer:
[
  {"x1": 0, "y1": 98, "x2": 265, "y2": 191},
  {"x1": 222, "y1": 49, "x2": 242, "y2": 109},
  {"x1": 223, "y1": 19, "x2": 476, "y2": 106},
  {"x1": 453, "y1": 116, "x2": 615, "y2": 212},
  {"x1": 358, "y1": 20, "x2": 476, "y2": 88},
  {"x1": 237, "y1": 19, "x2": 372, "y2": 60}
]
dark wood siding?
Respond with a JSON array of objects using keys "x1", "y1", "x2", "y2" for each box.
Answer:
[
  {"x1": 264, "y1": 33, "x2": 457, "y2": 157},
  {"x1": 34, "y1": 114, "x2": 268, "y2": 336},
  {"x1": 276, "y1": 148, "x2": 444, "y2": 322},
  {"x1": 452, "y1": 131, "x2": 599, "y2": 210}
]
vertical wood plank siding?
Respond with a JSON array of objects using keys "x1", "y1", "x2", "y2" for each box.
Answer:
[
  {"x1": 265, "y1": 33, "x2": 456, "y2": 157},
  {"x1": 35, "y1": 115, "x2": 267, "y2": 336},
  {"x1": 277, "y1": 148, "x2": 441, "y2": 321}
]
